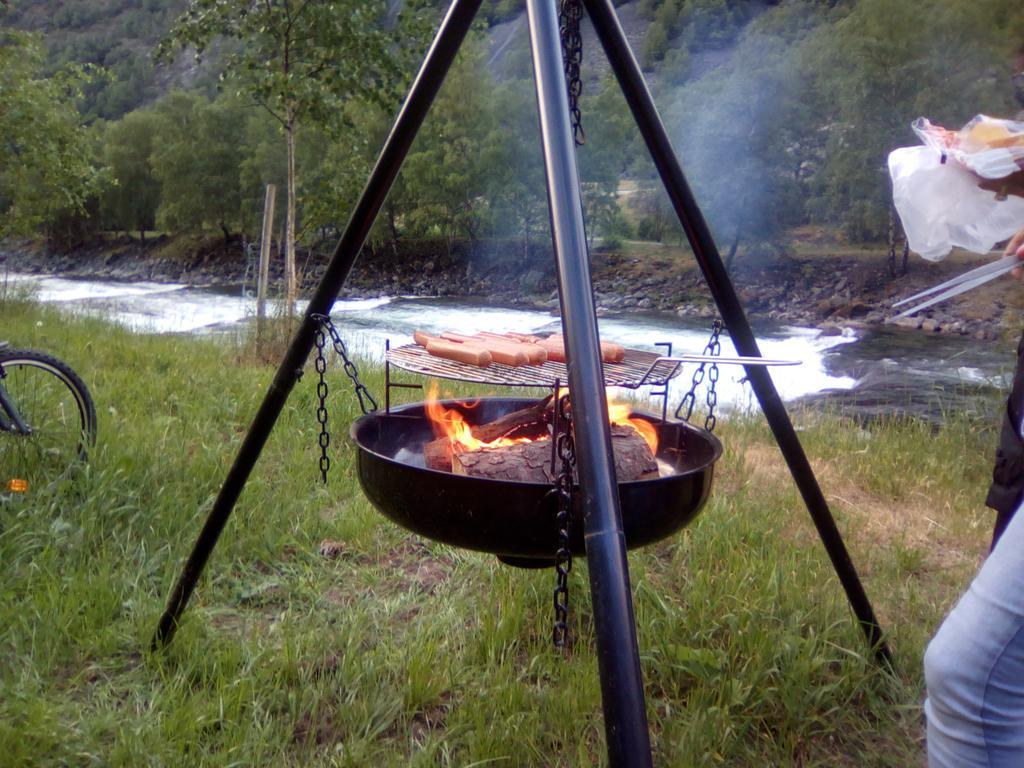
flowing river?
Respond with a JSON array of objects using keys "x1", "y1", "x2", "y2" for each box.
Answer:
[{"x1": 5, "y1": 272, "x2": 1016, "y2": 421}]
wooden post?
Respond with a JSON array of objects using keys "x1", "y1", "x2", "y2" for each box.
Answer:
[{"x1": 256, "y1": 184, "x2": 276, "y2": 337}]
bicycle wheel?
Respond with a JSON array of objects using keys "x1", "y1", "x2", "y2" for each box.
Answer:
[{"x1": 0, "y1": 349, "x2": 97, "y2": 494}]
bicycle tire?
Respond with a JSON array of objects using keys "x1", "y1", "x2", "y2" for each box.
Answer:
[{"x1": 0, "y1": 349, "x2": 97, "y2": 494}]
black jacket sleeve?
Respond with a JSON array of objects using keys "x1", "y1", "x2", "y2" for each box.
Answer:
[{"x1": 986, "y1": 332, "x2": 1024, "y2": 542}]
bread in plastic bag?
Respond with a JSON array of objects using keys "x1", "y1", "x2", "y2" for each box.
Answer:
[
  {"x1": 913, "y1": 115, "x2": 1024, "y2": 180},
  {"x1": 888, "y1": 115, "x2": 1024, "y2": 261}
]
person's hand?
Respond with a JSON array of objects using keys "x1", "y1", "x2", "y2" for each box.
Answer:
[
  {"x1": 1007, "y1": 227, "x2": 1024, "y2": 279},
  {"x1": 979, "y1": 170, "x2": 1024, "y2": 200}
]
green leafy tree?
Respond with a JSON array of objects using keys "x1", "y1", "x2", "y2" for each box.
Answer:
[
  {"x1": 297, "y1": 104, "x2": 388, "y2": 250},
  {"x1": 150, "y1": 92, "x2": 244, "y2": 246},
  {"x1": 665, "y1": 30, "x2": 810, "y2": 267},
  {"x1": 487, "y1": 80, "x2": 547, "y2": 263},
  {"x1": 681, "y1": 0, "x2": 758, "y2": 52},
  {"x1": 577, "y1": 76, "x2": 638, "y2": 249},
  {"x1": 6, "y1": 1, "x2": 195, "y2": 121},
  {"x1": 238, "y1": 109, "x2": 287, "y2": 242},
  {"x1": 632, "y1": 185, "x2": 681, "y2": 245},
  {"x1": 0, "y1": 30, "x2": 102, "y2": 240},
  {"x1": 99, "y1": 108, "x2": 161, "y2": 241},
  {"x1": 402, "y1": 39, "x2": 501, "y2": 248},
  {"x1": 643, "y1": 19, "x2": 671, "y2": 69},
  {"x1": 159, "y1": 0, "x2": 404, "y2": 310},
  {"x1": 92, "y1": 52, "x2": 159, "y2": 120}
]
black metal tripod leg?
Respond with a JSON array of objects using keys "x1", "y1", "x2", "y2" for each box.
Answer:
[
  {"x1": 151, "y1": 0, "x2": 485, "y2": 649},
  {"x1": 526, "y1": 0, "x2": 654, "y2": 764},
  {"x1": 582, "y1": 0, "x2": 892, "y2": 667}
]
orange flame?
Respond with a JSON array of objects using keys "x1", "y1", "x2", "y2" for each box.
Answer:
[
  {"x1": 608, "y1": 403, "x2": 659, "y2": 455},
  {"x1": 425, "y1": 382, "x2": 533, "y2": 452},
  {"x1": 425, "y1": 383, "x2": 658, "y2": 455}
]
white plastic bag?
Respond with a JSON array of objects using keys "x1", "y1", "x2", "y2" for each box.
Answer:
[{"x1": 888, "y1": 146, "x2": 1024, "y2": 261}]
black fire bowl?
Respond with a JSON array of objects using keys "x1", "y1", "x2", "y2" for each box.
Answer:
[{"x1": 350, "y1": 397, "x2": 722, "y2": 565}]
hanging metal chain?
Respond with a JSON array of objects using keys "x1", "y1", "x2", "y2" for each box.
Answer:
[
  {"x1": 703, "y1": 327, "x2": 721, "y2": 433},
  {"x1": 310, "y1": 313, "x2": 379, "y2": 483},
  {"x1": 310, "y1": 314, "x2": 378, "y2": 415},
  {"x1": 550, "y1": 393, "x2": 575, "y2": 649},
  {"x1": 674, "y1": 320, "x2": 722, "y2": 433},
  {"x1": 314, "y1": 325, "x2": 332, "y2": 483},
  {"x1": 559, "y1": 0, "x2": 585, "y2": 146}
]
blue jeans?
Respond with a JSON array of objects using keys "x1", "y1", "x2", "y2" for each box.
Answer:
[{"x1": 925, "y1": 501, "x2": 1024, "y2": 766}]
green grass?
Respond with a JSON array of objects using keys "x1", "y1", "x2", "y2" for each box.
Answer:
[{"x1": 0, "y1": 297, "x2": 999, "y2": 766}]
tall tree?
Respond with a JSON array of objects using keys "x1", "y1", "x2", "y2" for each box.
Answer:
[
  {"x1": 238, "y1": 109, "x2": 288, "y2": 241},
  {"x1": 487, "y1": 80, "x2": 547, "y2": 264},
  {"x1": 150, "y1": 92, "x2": 244, "y2": 246},
  {"x1": 577, "y1": 76, "x2": 638, "y2": 249},
  {"x1": 99, "y1": 108, "x2": 161, "y2": 241},
  {"x1": 665, "y1": 29, "x2": 810, "y2": 268},
  {"x1": 402, "y1": 38, "x2": 501, "y2": 248},
  {"x1": 296, "y1": 107, "x2": 384, "y2": 249},
  {"x1": 0, "y1": 30, "x2": 101, "y2": 240},
  {"x1": 159, "y1": 0, "x2": 402, "y2": 312}
]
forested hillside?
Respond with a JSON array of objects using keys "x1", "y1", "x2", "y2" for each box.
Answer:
[
  {"x1": 0, "y1": 0, "x2": 201, "y2": 120},
  {"x1": 2, "y1": 0, "x2": 1022, "y2": 270}
]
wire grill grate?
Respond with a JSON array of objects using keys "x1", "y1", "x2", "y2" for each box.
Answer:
[{"x1": 387, "y1": 343, "x2": 683, "y2": 389}]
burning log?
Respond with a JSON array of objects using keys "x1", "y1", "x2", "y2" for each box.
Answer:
[
  {"x1": 424, "y1": 439, "x2": 456, "y2": 472},
  {"x1": 424, "y1": 396, "x2": 553, "y2": 471},
  {"x1": 471, "y1": 395, "x2": 553, "y2": 442},
  {"x1": 453, "y1": 439, "x2": 556, "y2": 482},
  {"x1": 452, "y1": 424, "x2": 658, "y2": 483},
  {"x1": 422, "y1": 390, "x2": 660, "y2": 483}
]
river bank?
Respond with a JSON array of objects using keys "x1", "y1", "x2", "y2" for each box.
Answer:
[{"x1": 2, "y1": 233, "x2": 1021, "y2": 342}]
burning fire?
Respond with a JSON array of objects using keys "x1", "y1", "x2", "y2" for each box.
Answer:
[
  {"x1": 608, "y1": 403, "x2": 659, "y2": 455},
  {"x1": 425, "y1": 385, "x2": 534, "y2": 452},
  {"x1": 425, "y1": 383, "x2": 658, "y2": 455}
]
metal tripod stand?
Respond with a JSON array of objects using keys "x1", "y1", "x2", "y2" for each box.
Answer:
[{"x1": 152, "y1": 0, "x2": 891, "y2": 764}]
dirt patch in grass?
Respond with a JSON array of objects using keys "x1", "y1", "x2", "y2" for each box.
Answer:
[
  {"x1": 293, "y1": 705, "x2": 346, "y2": 746},
  {"x1": 379, "y1": 539, "x2": 453, "y2": 597},
  {"x1": 734, "y1": 443, "x2": 788, "y2": 487},
  {"x1": 409, "y1": 693, "x2": 453, "y2": 745},
  {"x1": 321, "y1": 586, "x2": 357, "y2": 609},
  {"x1": 824, "y1": 484, "x2": 982, "y2": 570},
  {"x1": 798, "y1": 725, "x2": 925, "y2": 768},
  {"x1": 301, "y1": 651, "x2": 344, "y2": 681},
  {"x1": 208, "y1": 606, "x2": 282, "y2": 640},
  {"x1": 313, "y1": 537, "x2": 455, "y2": 624},
  {"x1": 735, "y1": 443, "x2": 984, "y2": 574}
]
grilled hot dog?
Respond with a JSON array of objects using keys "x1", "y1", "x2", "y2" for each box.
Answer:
[
  {"x1": 439, "y1": 332, "x2": 530, "y2": 366},
  {"x1": 475, "y1": 332, "x2": 548, "y2": 364},
  {"x1": 424, "y1": 338, "x2": 492, "y2": 367}
]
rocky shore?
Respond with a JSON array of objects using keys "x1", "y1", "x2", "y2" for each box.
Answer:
[{"x1": 2, "y1": 235, "x2": 1018, "y2": 342}]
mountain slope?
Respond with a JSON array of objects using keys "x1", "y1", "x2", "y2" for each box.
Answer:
[{"x1": 2, "y1": 0, "x2": 215, "y2": 120}]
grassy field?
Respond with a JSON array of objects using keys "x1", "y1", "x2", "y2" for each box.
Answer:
[{"x1": 0, "y1": 295, "x2": 1002, "y2": 766}]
